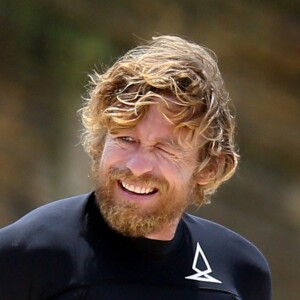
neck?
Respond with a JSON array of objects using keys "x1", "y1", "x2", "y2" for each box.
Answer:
[{"x1": 144, "y1": 217, "x2": 180, "y2": 241}]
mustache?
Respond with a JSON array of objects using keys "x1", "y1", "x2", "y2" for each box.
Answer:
[{"x1": 107, "y1": 167, "x2": 169, "y2": 191}]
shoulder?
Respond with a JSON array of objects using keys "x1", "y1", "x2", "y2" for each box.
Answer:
[
  {"x1": 183, "y1": 213, "x2": 266, "y2": 257},
  {"x1": 0, "y1": 193, "x2": 92, "y2": 259},
  {"x1": 0, "y1": 193, "x2": 93, "y2": 250},
  {"x1": 182, "y1": 213, "x2": 271, "y2": 300},
  {"x1": 0, "y1": 192, "x2": 93, "y2": 298},
  {"x1": 0, "y1": 192, "x2": 91, "y2": 245}
]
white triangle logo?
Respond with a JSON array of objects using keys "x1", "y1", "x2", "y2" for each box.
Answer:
[{"x1": 185, "y1": 242, "x2": 222, "y2": 284}]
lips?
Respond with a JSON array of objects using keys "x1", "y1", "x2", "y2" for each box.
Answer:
[{"x1": 119, "y1": 180, "x2": 158, "y2": 195}]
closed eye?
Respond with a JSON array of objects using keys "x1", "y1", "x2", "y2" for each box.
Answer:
[{"x1": 156, "y1": 146, "x2": 179, "y2": 159}]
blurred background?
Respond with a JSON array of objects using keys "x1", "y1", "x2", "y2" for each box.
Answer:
[{"x1": 0, "y1": 0, "x2": 299, "y2": 298}]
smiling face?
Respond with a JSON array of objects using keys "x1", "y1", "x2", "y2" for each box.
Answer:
[{"x1": 94, "y1": 98, "x2": 204, "y2": 239}]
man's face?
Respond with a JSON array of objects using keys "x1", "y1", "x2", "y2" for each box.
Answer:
[{"x1": 94, "y1": 98, "x2": 202, "y2": 238}]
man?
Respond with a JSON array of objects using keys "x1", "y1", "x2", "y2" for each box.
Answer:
[{"x1": 0, "y1": 35, "x2": 271, "y2": 299}]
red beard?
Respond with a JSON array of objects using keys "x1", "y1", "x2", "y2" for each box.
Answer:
[{"x1": 94, "y1": 167, "x2": 193, "y2": 237}]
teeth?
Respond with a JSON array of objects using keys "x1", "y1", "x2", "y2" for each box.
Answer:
[{"x1": 121, "y1": 182, "x2": 154, "y2": 195}]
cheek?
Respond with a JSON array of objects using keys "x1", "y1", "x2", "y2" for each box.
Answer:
[
  {"x1": 157, "y1": 159, "x2": 193, "y2": 186},
  {"x1": 100, "y1": 142, "x2": 126, "y2": 170}
]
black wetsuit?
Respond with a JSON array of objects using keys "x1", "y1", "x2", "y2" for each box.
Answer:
[{"x1": 0, "y1": 193, "x2": 271, "y2": 299}]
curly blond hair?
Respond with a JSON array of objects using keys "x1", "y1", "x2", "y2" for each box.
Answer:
[{"x1": 80, "y1": 35, "x2": 239, "y2": 205}]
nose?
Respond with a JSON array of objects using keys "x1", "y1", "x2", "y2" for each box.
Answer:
[{"x1": 125, "y1": 150, "x2": 154, "y2": 177}]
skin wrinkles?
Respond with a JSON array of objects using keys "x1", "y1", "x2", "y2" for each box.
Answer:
[
  {"x1": 111, "y1": 132, "x2": 197, "y2": 171},
  {"x1": 94, "y1": 96, "x2": 210, "y2": 240},
  {"x1": 82, "y1": 36, "x2": 239, "y2": 208}
]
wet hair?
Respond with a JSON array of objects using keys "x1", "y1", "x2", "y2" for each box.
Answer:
[{"x1": 80, "y1": 35, "x2": 239, "y2": 205}]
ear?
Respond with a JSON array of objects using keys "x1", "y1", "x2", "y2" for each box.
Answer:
[
  {"x1": 196, "y1": 156, "x2": 225, "y2": 185},
  {"x1": 196, "y1": 165, "x2": 215, "y2": 185}
]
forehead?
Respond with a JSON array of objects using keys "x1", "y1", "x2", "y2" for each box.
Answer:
[{"x1": 135, "y1": 96, "x2": 201, "y2": 149}]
